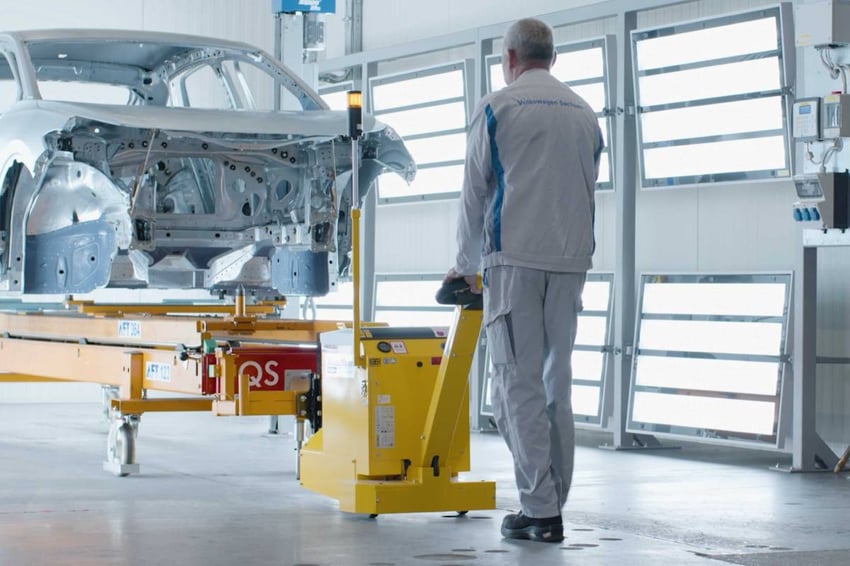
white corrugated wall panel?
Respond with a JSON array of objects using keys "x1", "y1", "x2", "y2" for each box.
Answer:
[
  {"x1": 360, "y1": 0, "x2": 606, "y2": 50},
  {"x1": 0, "y1": 0, "x2": 144, "y2": 30},
  {"x1": 142, "y1": 0, "x2": 274, "y2": 55}
]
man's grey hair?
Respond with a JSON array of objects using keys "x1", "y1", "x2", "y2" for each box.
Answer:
[{"x1": 503, "y1": 18, "x2": 555, "y2": 65}]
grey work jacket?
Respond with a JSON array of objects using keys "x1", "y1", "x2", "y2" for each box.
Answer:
[{"x1": 455, "y1": 68, "x2": 603, "y2": 276}]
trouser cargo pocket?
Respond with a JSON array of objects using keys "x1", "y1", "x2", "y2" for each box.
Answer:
[{"x1": 486, "y1": 310, "x2": 515, "y2": 365}]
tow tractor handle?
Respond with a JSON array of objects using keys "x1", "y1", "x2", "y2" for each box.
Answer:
[{"x1": 435, "y1": 277, "x2": 483, "y2": 310}]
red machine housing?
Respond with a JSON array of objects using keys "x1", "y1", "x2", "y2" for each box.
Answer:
[{"x1": 201, "y1": 346, "x2": 317, "y2": 395}]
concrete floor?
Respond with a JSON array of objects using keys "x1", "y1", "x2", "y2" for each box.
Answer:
[{"x1": 1, "y1": 403, "x2": 849, "y2": 566}]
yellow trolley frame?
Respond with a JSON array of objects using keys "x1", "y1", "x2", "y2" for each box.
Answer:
[{"x1": 0, "y1": 294, "x2": 338, "y2": 475}]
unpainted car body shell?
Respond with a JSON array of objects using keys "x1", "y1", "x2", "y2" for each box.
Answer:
[{"x1": 0, "y1": 29, "x2": 415, "y2": 298}]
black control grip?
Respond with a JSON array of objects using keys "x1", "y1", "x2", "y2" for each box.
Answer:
[{"x1": 436, "y1": 277, "x2": 482, "y2": 308}]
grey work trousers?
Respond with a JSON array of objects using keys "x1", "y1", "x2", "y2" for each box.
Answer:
[{"x1": 485, "y1": 265, "x2": 585, "y2": 519}]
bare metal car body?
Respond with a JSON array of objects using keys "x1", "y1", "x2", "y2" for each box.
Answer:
[{"x1": 0, "y1": 29, "x2": 414, "y2": 297}]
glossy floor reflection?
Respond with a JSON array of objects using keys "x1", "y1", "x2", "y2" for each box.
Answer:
[{"x1": 1, "y1": 403, "x2": 848, "y2": 565}]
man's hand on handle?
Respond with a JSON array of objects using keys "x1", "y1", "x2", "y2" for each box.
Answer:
[{"x1": 443, "y1": 268, "x2": 482, "y2": 294}]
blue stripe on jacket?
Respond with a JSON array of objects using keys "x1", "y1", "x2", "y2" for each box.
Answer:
[{"x1": 485, "y1": 104, "x2": 505, "y2": 252}]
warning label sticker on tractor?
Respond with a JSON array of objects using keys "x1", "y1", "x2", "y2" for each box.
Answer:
[
  {"x1": 390, "y1": 341, "x2": 407, "y2": 354},
  {"x1": 375, "y1": 405, "x2": 395, "y2": 448}
]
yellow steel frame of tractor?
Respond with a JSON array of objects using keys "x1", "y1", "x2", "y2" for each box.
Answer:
[
  {"x1": 299, "y1": 122, "x2": 494, "y2": 514},
  {"x1": 299, "y1": 304, "x2": 496, "y2": 514},
  {"x1": 0, "y1": 296, "x2": 343, "y2": 418}
]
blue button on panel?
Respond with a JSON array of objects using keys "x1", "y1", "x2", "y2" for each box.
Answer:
[
  {"x1": 811, "y1": 208, "x2": 821, "y2": 221},
  {"x1": 793, "y1": 208, "x2": 803, "y2": 221},
  {"x1": 803, "y1": 208, "x2": 812, "y2": 221}
]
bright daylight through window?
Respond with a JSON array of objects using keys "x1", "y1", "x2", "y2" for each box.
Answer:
[
  {"x1": 633, "y1": 8, "x2": 790, "y2": 186},
  {"x1": 629, "y1": 274, "x2": 790, "y2": 445},
  {"x1": 369, "y1": 63, "x2": 468, "y2": 202}
]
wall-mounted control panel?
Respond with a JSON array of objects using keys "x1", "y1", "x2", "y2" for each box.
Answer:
[{"x1": 793, "y1": 98, "x2": 823, "y2": 141}]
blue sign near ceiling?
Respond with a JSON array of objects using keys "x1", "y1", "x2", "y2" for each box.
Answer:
[{"x1": 272, "y1": 0, "x2": 336, "y2": 13}]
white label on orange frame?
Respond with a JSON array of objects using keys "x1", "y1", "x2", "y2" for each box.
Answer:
[
  {"x1": 145, "y1": 362, "x2": 171, "y2": 383},
  {"x1": 117, "y1": 320, "x2": 141, "y2": 338}
]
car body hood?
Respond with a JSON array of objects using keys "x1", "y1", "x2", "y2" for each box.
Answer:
[{"x1": 34, "y1": 100, "x2": 378, "y2": 139}]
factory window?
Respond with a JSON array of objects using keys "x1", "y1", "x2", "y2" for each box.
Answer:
[
  {"x1": 632, "y1": 7, "x2": 790, "y2": 187},
  {"x1": 628, "y1": 273, "x2": 791, "y2": 446},
  {"x1": 373, "y1": 274, "x2": 454, "y2": 327},
  {"x1": 486, "y1": 37, "x2": 614, "y2": 191},
  {"x1": 369, "y1": 62, "x2": 470, "y2": 203}
]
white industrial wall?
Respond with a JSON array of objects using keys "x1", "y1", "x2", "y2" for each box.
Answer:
[
  {"x1": 351, "y1": 0, "x2": 799, "y2": 278},
  {"x1": 358, "y1": 0, "x2": 796, "y2": 268},
  {"x1": 0, "y1": 0, "x2": 275, "y2": 50},
  {"x1": 632, "y1": 0, "x2": 799, "y2": 276},
  {"x1": 344, "y1": 0, "x2": 850, "y2": 452},
  {"x1": 795, "y1": 21, "x2": 850, "y2": 449}
]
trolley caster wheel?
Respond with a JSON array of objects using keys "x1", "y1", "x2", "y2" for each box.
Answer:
[
  {"x1": 103, "y1": 418, "x2": 140, "y2": 476},
  {"x1": 100, "y1": 385, "x2": 120, "y2": 430},
  {"x1": 369, "y1": 514, "x2": 378, "y2": 519},
  {"x1": 456, "y1": 511, "x2": 469, "y2": 516},
  {"x1": 127, "y1": 414, "x2": 141, "y2": 439}
]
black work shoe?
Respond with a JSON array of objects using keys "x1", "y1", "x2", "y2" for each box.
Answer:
[{"x1": 500, "y1": 512, "x2": 564, "y2": 543}]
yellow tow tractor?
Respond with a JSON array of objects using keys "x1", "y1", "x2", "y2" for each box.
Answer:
[{"x1": 298, "y1": 91, "x2": 495, "y2": 515}]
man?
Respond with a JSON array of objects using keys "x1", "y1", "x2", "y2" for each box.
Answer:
[{"x1": 445, "y1": 17, "x2": 602, "y2": 543}]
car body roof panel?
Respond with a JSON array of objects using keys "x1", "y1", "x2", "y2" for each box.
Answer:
[{"x1": 33, "y1": 100, "x2": 378, "y2": 137}]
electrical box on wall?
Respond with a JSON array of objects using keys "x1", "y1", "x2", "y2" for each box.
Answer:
[
  {"x1": 823, "y1": 93, "x2": 850, "y2": 138},
  {"x1": 272, "y1": 0, "x2": 336, "y2": 13},
  {"x1": 793, "y1": 98, "x2": 823, "y2": 141},
  {"x1": 793, "y1": 172, "x2": 850, "y2": 229},
  {"x1": 796, "y1": 0, "x2": 850, "y2": 47}
]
